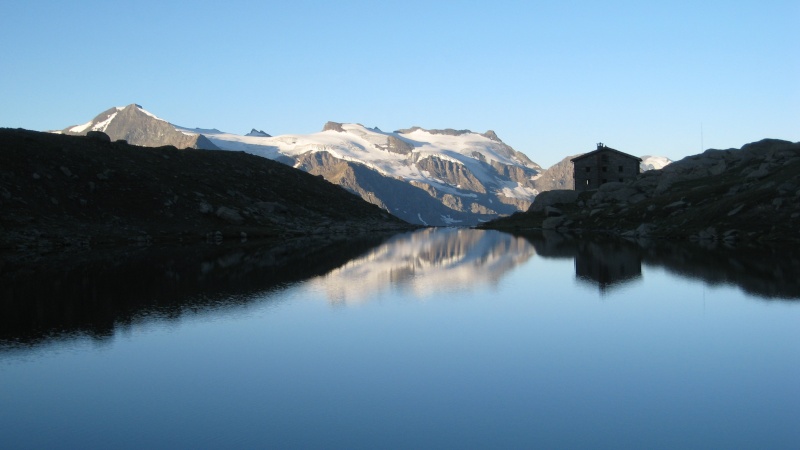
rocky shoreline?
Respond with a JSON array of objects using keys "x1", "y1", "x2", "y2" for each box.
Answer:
[
  {"x1": 0, "y1": 128, "x2": 417, "y2": 262},
  {"x1": 480, "y1": 139, "x2": 800, "y2": 244}
]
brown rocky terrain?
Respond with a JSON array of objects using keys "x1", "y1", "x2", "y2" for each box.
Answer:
[
  {"x1": 480, "y1": 139, "x2": 800, "y2": 243},
  {"x1": 60, "y1": 104, "x2": 219, "y2": 149},
  {"x1": 530, "y1": 154, "x2": 579, "y2": 192},
  {"x1": 0, "y1": 128, "x2": 416, "y2": 260}
]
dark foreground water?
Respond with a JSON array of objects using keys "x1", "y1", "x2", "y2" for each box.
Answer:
[{"x1": 1, "y1": 229, "x2": 799, "y2": 449}]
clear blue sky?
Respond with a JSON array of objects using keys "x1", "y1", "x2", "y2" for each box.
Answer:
[{"x1": 1, "y1": 0, "x2": 797, "y2": 167}]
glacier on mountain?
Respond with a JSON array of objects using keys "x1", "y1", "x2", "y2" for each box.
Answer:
[{"x1": 53, "y1": 104, "x2": 669, "y2": 227}]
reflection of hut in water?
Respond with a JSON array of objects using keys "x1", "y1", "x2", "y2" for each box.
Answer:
[{"x1": 575, "y1": 241, "x2": 642, "y2": 292}]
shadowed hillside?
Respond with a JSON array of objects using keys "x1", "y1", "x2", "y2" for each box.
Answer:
[
  {"x1": 481, "y1": 139, "x2": 800, "y2": 243},
  {"x1": 0, "y1": 128, "x2": 415, "y2": 258}
]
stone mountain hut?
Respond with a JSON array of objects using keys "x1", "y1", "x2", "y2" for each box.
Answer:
[{"x1": 571, "y1": 143, "x2": 642, "y2": 191}]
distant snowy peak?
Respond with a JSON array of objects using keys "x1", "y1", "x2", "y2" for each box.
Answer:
[
  {"x1": 60, "y1": 104, "x2": 218, "y2": 150},
  {"x1": 55, "y1": 104, "x2": 542, "y2": 226},
  {"x1": 66, "y1": 106, "x2": 124, "y2": 134},
  {"x1": 640, "y1": 155, "x2": 673, "y2": 171},
  {"x1": 64, "y1": 104, "x2": 165, "y2": 135},
  {"x1": 393, "y1": 126, "x2": 500, "y2": 142},
  {"x1": 246, "y1": 129, "x2": 271, "y2": 137}
]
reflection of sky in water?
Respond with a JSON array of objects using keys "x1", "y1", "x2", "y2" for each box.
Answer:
[{"x1": 2, "y1": 232, "x2": 800, "y2": 449}]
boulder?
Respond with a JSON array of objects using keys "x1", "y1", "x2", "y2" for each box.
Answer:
[
  {"x1": 528, "y1": 189, "x2": 580, "y2": 213},
  {"x1": 215, "y1": 206, "x2": 244, "y2": 224},
  {"x1": 593, "y1": 182, "x2": 639, "y2": 203},
  {"x1": 86, "y1": 131, "x2": 111, "y2": 142}
]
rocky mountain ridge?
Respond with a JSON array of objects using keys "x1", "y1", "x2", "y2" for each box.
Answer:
[
  {"x1": 481, "y1": 139, "x2": 800, "y2": 243},
  {"x1": 58, "y1": 104, "x2": 542, "y2": 226},
  {"x1": 59, "y1": 105, "x2": 220, "y2": 150},
  {"x1": 0, "y1": 128, "x2": 415, "y2": 259}
]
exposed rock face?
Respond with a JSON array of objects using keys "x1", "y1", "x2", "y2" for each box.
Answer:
[
  {"x1": 246, "y1": 129, "x2": 271, "y2": 137},
  {"x1": 527, "y1": 190, "x2": 580, "y2": 213},
  {"x1": 530, "y1": 155, "x2": 578, "y2": 192},
  {"x1": 416, "y1": 156, "x2": 486, "y2": 193},
  {"x1": 322, "y1": 121, "x2": 346, "y2": 132},
  {"x1": 385, "y1": 135, "x2": 414, "y2": 155},
  {"x1": 62, "y1": 104, "x2": 219, "y2": 150},
  {"x1": 482, "y1": 130, "x2": 501, "y2": 141},
  {"x1": 217, "y1": 123, "x2": 540, "y2": 225},
  {"x1": 490, "y1": 160, "x2": 536, "y2": 186},
  {"x1": 294, "y1": 151, "x2": 512, "y2": 225},
  {"x1": 394, "y1": 126, "x2": 471, "y2": 136},
  {"x1": 482, "y1": 139, "x2": 800, "y2": 243}
]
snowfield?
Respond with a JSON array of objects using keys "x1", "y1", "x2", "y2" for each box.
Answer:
[{"x1": 177, "y1": 121, "x2": 540, "y2": 202}]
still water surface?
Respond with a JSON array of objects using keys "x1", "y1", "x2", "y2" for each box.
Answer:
[{"x1": 1, "y1": 229, "x2": 799, "y2": 449}]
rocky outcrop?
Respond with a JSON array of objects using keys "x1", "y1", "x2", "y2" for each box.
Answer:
[
  {"x1": 394, "y1": 126, "x2": 471, "y2": 136},
  {"x1": 531, "y1": 154, "x2": 581, "y2": 192},
  {"x1": 322, "y1": 121, "x2": 346, "y2": 132},
  {"x1": 62, "y1": 104, "x2": 220, "y2": 150},
  {"x1": 295, "y1": 151, "x2": 510, "y2": 225},
  {"x1": 385, "y1": 135, "x2": 414, "y2": 155},
  {"x1": 527, "y1": 190, "x2": 580, "y2": 213},
  {"x1": 482, "y1": 139, "x2": 800, "y2": 243},
  {"x1": 489, "y1": 160, "x2": 538, "y2": 187},
  {"x1": 246, "y1": 129, "x2": 271, "y2": 137},
  {"x1": 482, "y1": 130, "x2": 501, "y2": 141},
  {"x1": 416, "y1": 156, "x2": 486, "y2": 193}
]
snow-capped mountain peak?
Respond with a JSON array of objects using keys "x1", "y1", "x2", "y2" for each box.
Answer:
[
  {"x1": 56, "y1": 105, "x2": 544, "y2": 226},
  {"x1": 60, "y1": 104, "x2": 219, "y2": 151}
]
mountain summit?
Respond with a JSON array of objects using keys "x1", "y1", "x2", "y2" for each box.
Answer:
[
  {"x1": 60, "y1": 105, "x2": 544, "y2": 226},
  {"x1": 191, "y1": 122, "x2": 543, "y2": 226},
  {"x1": 59, "y1": 104, "x2": 219, "y2": 150}
]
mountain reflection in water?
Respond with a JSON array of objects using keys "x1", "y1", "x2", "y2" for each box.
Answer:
[
  {"x1": 0, "y1": 236, "x2": 390, "y2": 348},
  {"x1": 307, "y1": 228, "x2": 534, "y2": 304},
  {"x1": 3, "y1": 229, "x2": 799, "y2": 351}
]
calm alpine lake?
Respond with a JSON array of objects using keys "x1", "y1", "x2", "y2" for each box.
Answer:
[{"x1": 2, "y1": 229, "x2": 799, "y2": 449}]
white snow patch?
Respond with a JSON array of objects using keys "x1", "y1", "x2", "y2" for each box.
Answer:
[
  {"x1": 640, "y1": 155, "x2": 672, "y2": 171},
  {"x1": 496, "y1": 180, "x2": 537, "y2": 201},
  {"x1": 69, "y1": 120, "x2": 93, "y2": 133},
  {"x1": 91, "y1": 112, "x2": 118, "y2": 132},
  {"x1": 136, "y1": 106, "x2": 165, "y2": 121},
  {"x1": 440, "y1": 215, "x2": 463, "y2": 225}
]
